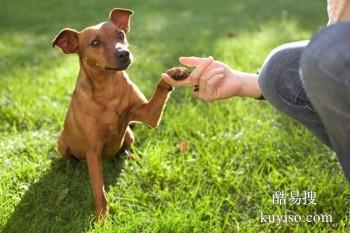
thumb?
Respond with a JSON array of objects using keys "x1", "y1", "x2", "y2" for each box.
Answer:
[{"x1": 179, "y1": 56, "x2": 212, "y2": 67}]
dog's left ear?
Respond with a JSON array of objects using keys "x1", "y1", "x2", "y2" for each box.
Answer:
[
  {"x1": 109, "y1": 8, "x2": 133, "y2": 33},
  {"x1": 52, "y1": 28, "x2": 79, "y2": 54}
]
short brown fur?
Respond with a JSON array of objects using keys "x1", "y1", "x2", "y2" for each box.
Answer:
[{"x1": 52, "y1": 8, "x2": 188, "y2": 219}]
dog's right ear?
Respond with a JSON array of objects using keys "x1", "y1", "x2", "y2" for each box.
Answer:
[
  {"x1": 109, "y1": 8, "x2": 133, "y2": 33},
  {"x1": 52, "y1": 28, "x2": 79, "y2": 54}
]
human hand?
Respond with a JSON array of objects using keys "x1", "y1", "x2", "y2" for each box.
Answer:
[
  {"x1": 180, "y1": 56, "x2": 245, "y2": 101},
  {"x1": 162, "y1": 56, "x2": 261, "y2": 101}
]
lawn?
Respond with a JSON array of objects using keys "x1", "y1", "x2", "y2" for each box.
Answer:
[{"x1": 0, "y1": 0, "x2": 349, "y2": 232}]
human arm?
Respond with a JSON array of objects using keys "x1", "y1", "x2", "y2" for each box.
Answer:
[{"x1": 162, "y1": 56, "x2": 262, "y2": 102}]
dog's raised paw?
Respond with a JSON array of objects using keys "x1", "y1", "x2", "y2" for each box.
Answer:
[{"x1": 166, "y1": 67, "x2": 190, "y2": 81}]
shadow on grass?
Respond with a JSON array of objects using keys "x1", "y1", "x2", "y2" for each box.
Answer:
[{"x1": 2, "y1": 155, "x2": 126, "y2": 233}]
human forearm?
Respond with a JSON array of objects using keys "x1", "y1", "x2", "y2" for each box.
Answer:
[{"x1": 234, "y1": 70, "x2": 262, "y2": 99}]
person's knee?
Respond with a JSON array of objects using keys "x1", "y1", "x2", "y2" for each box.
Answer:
[
  {"x1": 301, "y1": 23, "x2": 350, "y2": 87},
  {"x1": 259, "y1": 41, "x2": 306, "y2": 102},
  {"x1": 258, "y1": 45, "x2": 286, "y2": 97}
]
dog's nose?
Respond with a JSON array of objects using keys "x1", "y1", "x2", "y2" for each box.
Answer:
[{"x1": 117, "y1": 50, "x2": 130, "y2": 60}]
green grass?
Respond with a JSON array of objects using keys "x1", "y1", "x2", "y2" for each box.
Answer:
[{"x1": 0, "y1": 0, "x2": 349, "y2": 232}]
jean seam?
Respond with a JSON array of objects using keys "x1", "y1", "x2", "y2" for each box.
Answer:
[
  {"x1": 268, "y1": 87, "x2": 322, "y2": 124},
  {"x1": 295, "y1": 85, "x2": 317, "y2": 113}
]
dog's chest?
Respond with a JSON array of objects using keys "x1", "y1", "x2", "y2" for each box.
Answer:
[
  {"x1": 104, "y1": 109, "x2": 128, "y2": 133},
  {"x1": 93, "y1": 97, "x2": 129, "y2": 127},
  {"x1": 72, "y1": 92, "x2": 130, "y2": 134},
  {"x1": 102, "y1": 110, "x2": 129, "y2": 153}
]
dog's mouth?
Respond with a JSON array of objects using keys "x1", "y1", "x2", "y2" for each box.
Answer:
[{"x1": 105, "y1": 62, "x2": 130, "y2": 71}]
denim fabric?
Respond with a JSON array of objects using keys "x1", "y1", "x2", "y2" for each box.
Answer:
[
  {"x1": 258, "y1": 23, "x2": 350, "y2": 181},
  {"x1": 258, "y1": 41, "x2": 331, "y2": 147},
  {"x1": 301, "y1": 23, "x2": 350, "y2": 181}
]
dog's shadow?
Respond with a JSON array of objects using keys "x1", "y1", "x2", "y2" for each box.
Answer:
[{"x1": 1, "y1": 154, "x2": 125, "y2": 233}]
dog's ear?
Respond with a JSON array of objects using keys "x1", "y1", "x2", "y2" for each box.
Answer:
[
  {"x1": 52, "y1": 28, "x2": 79, "y2": 54},
  {"x1": 109, "y1": 8, "x2": 133, "y2": 33}
]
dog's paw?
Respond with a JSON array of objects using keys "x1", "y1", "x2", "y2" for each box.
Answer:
[{"x1": 166, "y1": 67, "x2": 190, "y2": 81}]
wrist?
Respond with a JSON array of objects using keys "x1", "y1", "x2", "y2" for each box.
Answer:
[{"x1": 234, "y1": 71, "x2": 262, "y2": 98}]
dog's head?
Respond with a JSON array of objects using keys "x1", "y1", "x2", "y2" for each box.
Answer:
[{"x1": 52, "y1": 8, "x2": 133, "y2": 71}]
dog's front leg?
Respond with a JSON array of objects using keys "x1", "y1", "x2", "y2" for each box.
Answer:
[
  {"x1": 129, "y1": 79, "x2": 173, "y2": 128},
  {"x1": 86, "y1": 144, "x2": 108, "y2": 219}
]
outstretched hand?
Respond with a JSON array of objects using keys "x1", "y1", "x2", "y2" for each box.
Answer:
[{"x1": 162, "y1": 56, "x2": 262, "y2": 101}]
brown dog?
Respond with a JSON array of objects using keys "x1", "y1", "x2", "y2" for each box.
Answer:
[{"x1": 52, "y1": 8, "x2": 188, "y2": 219}]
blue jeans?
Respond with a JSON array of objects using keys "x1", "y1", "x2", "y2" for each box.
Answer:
[{"x1": 258, "y1": 23, "x2": 350, "y2": 181}]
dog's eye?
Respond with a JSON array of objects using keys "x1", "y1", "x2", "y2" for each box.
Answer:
[
  {"x1": 117, "y1": 32, "x2": 125, "y2": 40},
  {"x1": 90, "y1": 39, "x2": 100, "y2": 48}
]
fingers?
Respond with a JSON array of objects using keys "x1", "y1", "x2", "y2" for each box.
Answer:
[
  {"x1": 179, "y1": 56, "x2": 209, "y2": 67},
  {"x1": 161, "y1": 73, "x2": 192, "y2": 87},
  {"x1": 166, "y1": 56, "x2": 221, "y2": 96},
  {"x1": 189, "y1": 56, "x2": 213, "y2": 85},
  {"x1": 199, "y1": 67, "x2": 224, "y2": 95},
  {"x1": 194, "y1": 74, "x2": 224, "y2": 102},
  {"x1": 192, "y1": 67, "x2": 225, "y2": 102},
  {"x1": 205, "y1": 73, "x2": 225, "y2": 97}
]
